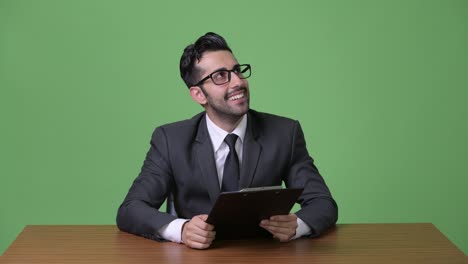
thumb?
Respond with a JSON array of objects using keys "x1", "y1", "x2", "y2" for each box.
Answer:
[{"x1": 198, "y1": 214, "x2": 209, "y2": 221}]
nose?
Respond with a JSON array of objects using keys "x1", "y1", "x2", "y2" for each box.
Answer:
[{"x1": 230, "y1": 71, "x2": 244, "y2": 87}]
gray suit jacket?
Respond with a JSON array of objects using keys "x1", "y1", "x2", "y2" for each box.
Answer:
[{"x1": 117, "y1": 109, "x2": 338, "y2": 241}]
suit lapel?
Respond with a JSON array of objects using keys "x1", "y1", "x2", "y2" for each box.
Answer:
[
  {"x1": 240, "y1": 111, "x2": 262, "y2": 188},
  {"x1": 194, "y1": 114, "x2": 221, "y2": 203}
]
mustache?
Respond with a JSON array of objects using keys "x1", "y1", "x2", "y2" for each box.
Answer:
[{"x1": 225, "y1": 87, "x2": 248, "y2": 100}]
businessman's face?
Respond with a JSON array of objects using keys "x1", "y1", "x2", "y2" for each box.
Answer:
[{"x1": 190, "y1": 50, "x2": 250, "y2": 121}]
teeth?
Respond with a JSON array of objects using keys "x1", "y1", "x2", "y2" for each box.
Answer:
[{"x1": 229, "y1": 93, "x2": 244, "y2": 101}]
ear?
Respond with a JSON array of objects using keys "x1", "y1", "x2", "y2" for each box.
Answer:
[{"x1": 189, "y1": 86, "x2": 207, "y2": 105}]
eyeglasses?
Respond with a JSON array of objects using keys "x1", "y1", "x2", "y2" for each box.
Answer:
[{"x1": 194, "y1": 64, "x2": 251, "y2": 87}]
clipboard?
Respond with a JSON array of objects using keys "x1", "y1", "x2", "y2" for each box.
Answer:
[{"x1": 206, "y1": 186, "x2": 303, "y2": 239}]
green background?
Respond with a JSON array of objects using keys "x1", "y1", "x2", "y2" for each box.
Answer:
[{"x1": 1, "y1": 0, "x2": 467, "y2": 255}]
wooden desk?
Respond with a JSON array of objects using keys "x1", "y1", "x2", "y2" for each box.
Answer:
[{"x1": 1, "y1": 224, "x2": 466, "y2": 264}]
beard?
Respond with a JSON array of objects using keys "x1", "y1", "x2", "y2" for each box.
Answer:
[{"x1": 202, "y1": 86, "x2": 250, "y2": 119}]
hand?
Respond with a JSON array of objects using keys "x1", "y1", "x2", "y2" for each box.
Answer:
[
  {"x1": 259, "y1": 213, "x2": 298, "y2": 242},
  {"x1": 181, "y1": 214, "x2": 216, "y2": 249}
]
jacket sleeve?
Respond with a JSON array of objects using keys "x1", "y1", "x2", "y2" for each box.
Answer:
[
  {"x1": 116, "y1": 127, "x2": 176, "y2": 241},
  {"x1": 285, "y1": 121, "x2": 338, "y2": 237}
]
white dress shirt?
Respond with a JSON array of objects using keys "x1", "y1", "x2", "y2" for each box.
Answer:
[
  {"x1": 206, "y1": 113, "x2": 247, "y2": 188},
  {"x1": 158, "y1": 114, "x2": 311, "y2": 243}
]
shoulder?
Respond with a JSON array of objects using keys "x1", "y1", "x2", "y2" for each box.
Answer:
[
  {"x1": 159, "y1": 111, "x2": 204, "y2": 130},
  {"x1": 247, "y1": 109, "x2": 302, "y2": 141},
  {"x1": 248, "y1": 109, "x2": 298, "y2": 128},
  {"x1": 150, "y1": 111, "x2": 205, "y2": 139}
]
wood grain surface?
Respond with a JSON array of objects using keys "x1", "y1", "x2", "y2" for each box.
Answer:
[{"x1": 1, "y1": 224, "x2": 466, "y2": 264}]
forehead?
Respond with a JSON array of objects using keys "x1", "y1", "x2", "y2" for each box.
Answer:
[{"x1": 196, "y1": 50, "x2": 239, "y2": 75}]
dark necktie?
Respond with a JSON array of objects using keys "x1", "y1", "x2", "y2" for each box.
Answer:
[{"x1": 221, "y1": 134, "x2": 239, "y2": 192}]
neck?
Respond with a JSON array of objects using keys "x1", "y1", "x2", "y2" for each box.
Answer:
[{"x1": 206, "y1": 111, "x2": 244, "y2": 133}]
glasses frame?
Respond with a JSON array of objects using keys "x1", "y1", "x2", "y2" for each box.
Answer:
[{"x1": 193, "y1": 64, "x2": 251, "y2": 87}]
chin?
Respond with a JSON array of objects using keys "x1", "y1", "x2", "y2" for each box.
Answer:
[{"x1": 236, "y1": 104, "x2": 249, "y2": 115}]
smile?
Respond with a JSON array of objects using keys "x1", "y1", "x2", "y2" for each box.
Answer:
[{"x1": 228, "y1": 92, "x2": 245, "y2": 101}]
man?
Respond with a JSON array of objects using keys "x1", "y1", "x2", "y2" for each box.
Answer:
[{"x1": 117, "y1": 32, "x2": 338, "y2": 249}]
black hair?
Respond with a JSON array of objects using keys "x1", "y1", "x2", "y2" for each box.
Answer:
[{"x1": 179, "y1": 32, "x2": 232, "y2": 88}]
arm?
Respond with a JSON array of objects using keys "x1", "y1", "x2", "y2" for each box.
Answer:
[
  {"x1": 259, "y1": 121, "x2": 337, "y2": 240},
  {"x1": 286, "y1": 121, "x2": 338, "y2": 237},
  {"x1": 116, "y1": 127, "x2": 217, "y2": 249},
  {"x1": 116, "y1": 127, "x2": 177, "y2": 241}
]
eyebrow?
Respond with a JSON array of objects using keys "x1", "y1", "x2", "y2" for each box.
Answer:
[{"x1": 209, "y1": 64, "x2": 241, "y2": 74}]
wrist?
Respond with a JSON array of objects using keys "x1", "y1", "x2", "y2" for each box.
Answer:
[{"x1": 181, "y1": 220, "x2": 189, "y2": 243}]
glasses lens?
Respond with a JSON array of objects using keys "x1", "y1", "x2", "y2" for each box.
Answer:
[
  {"x1": 209, "y1": 65, "x2": 251, "y2": 85},
  {"x1": 211, "y1": 70, "x2": 230, "y2": 85},
  {"x1": 238, "y1": 65, "x2": 251, "y2": 79}
]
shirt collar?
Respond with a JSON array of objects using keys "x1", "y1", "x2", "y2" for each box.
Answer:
[{"x1": 206, "y1": 113, "x2": 247, "y2": 152}]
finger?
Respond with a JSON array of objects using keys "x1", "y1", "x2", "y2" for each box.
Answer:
[
  {"x1": 261, "y1": 223, "x2": 296, "y2": 238},
  {"x1": 273, "y1": 233, "x2": 293, "y2": 242},
  {"x1": 193, "y1": 215, "x2": 215, "y2": 231},
  {"x1": 194, "y1": 222, "x2": 215, "y2": 231},
  {"x1": 269, "y1": 214, "x2": 297, "y2": 222},
  {"x1": 265, "y1": 229, "x2": 294, "y2": 242},
  {"x1": 261, "y1": 225, "x2": 295, "y2": 242},
  {"x1": 184, "y1": 239, "x2": 212, "y2": 250},
  {"x1": 261, "y1": 220, "x2": 297, "y2": 229},
  {"x1": 185, "y1": 223, "x2": 216, "y2": 239},
  {"x1": 186, "y1": 231, "x2": 216, "y2": 244},
  {"x1": 198, "y1": 214, "x2": 209, "y2": 221},
  {"x1": 261, "y1": 224, "x2": 292, "y2": 235},
  {"x1": 182, "y1": 226, "x2": 215, "y2": 247},
  {"x1": 261, "y1": 220, "x2": 297, "y2": 228},
  {"x1": 192, "y1": 229, "x2": 216, "y2": 240}
]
